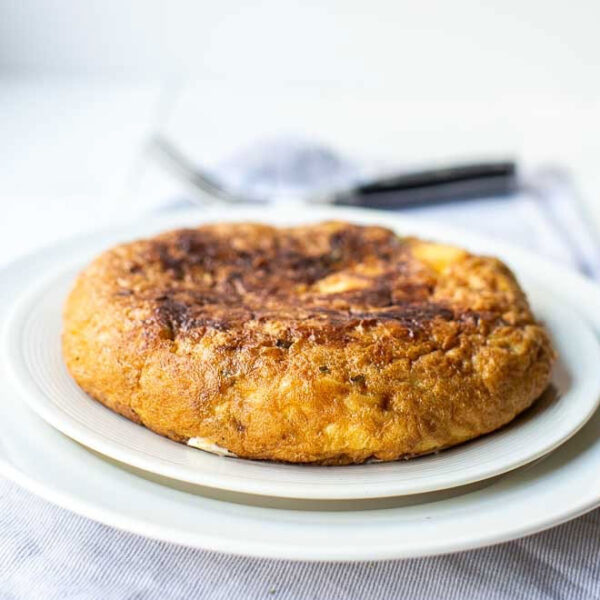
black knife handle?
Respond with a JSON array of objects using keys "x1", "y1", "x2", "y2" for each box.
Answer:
[{"x1": 336, "y1": 161, "x2": 518, "y2": 208}]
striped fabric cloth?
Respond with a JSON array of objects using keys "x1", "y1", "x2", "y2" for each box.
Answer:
[{"x1": 1, "y1": 479, "x2": 599, "y2": 599}]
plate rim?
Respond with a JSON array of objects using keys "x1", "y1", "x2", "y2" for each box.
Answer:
[{"x1": 2, "y1": 443, "x2": 600, "y2": 562}]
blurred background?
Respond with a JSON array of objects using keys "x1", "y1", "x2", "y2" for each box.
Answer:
[{"x1": 1, "y1": 0, "x2": 599, "y2": 261}]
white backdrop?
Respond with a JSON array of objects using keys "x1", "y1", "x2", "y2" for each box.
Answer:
[
  {"x1": 1, "y1": 0, "x2": 599, "y2": 94},
  {"x1": 0, "y1": 0, "x2": 599, "y2": 230}
]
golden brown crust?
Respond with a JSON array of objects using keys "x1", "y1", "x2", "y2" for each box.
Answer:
[{"x1": 62, "y1": 221, "x2": 555, "y2": 464}]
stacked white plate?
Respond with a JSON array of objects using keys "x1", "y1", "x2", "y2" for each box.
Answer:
[{"x1": 3, "y1": 205, "x2": 600, "y2": 561}]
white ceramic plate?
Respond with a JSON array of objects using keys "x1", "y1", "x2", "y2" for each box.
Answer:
[
  {"x1": 2, "y1": 207, "x2": 600, "y2": 560},
  {"x1": 4, "y1": 206, "x2": 600, "y2": 500}
]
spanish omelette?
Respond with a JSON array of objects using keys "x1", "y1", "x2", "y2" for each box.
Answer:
[{"x1": 62, "y1": 221, "x2": 555, "y2": 464}]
